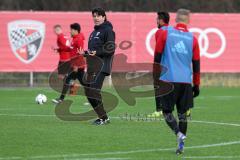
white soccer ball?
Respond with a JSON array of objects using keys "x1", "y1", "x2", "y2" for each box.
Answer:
[{"x1": 35, "y1": 94, "x2": 47, "y2": 105}]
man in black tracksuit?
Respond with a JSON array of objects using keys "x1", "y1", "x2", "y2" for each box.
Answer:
[{"x1": 83, "y1": 7, "x2": 115, "y2": 125}]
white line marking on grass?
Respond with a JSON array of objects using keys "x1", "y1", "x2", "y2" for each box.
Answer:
[
  {"x1": 191, "y1": 120, "x2": 240, "y2": 127},
  {"x1": 0, "y1": 109, "x2": 14, "y2": 111},
  {"x1": 1, "y1": 113, "x2": 240, "y2": 128},
  {"x1": 0, "y1": 157, "x2": 22, "y2": 160},
  {"x1": 202, "y1": 96, "x2": 240, "y2": 98},
  {"x1": 183, "y1": 155, "x2": 240, "y2": 159},
  {"x1": 0, "y1": 113, "x2": 55, "y2": 117},
  {"x1": 0, "y1": 108, "x2": 38, "y2": 111},
  {"x1": 57, "y1": 158, "x2": 130, "y2": 160},
  {"x1": 198, "y1": 95, "x2": 240, "y2": 100},
  {"x1": 185, "y1": 140, "x2": 240, "y2": 149},
  {"x1": 112, "y1": 116, "x2": 240, "y2": 127},
  {"x1": 1, "y1": 140, "x2": 239, "y2": 160}
]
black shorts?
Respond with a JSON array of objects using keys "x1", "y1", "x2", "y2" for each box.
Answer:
[
  {"x1": 160, "y1": 83, "x2": 193, "y2": 114},
  {"x1": 58, "y1": 61, "x2": 71, "y2": 75}
]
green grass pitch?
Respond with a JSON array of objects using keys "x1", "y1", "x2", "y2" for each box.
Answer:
[{"x1": 0, "y1": 87, "x2": 240, "y2": 160}]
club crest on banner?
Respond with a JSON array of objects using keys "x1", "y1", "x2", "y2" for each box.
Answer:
[{"x1": 8, "y1": 20, "x2": 45, "y2": 64}]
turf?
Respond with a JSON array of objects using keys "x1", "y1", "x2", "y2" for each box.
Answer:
[{"x1": 0, "y1": 86, "x2": 240, "y2": 160}]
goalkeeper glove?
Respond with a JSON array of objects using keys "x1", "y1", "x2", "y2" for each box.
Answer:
[{"x1": 192, "y1": 85, "x2": 200, "y2": 98}]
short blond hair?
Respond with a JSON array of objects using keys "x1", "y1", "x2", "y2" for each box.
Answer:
[{"x1": 176, "y1": 9, "x2": 191, "y2": 24}]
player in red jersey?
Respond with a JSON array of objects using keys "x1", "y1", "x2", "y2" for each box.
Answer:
[
  {"x1": 52, "y1": 23, "x2": 86, "y2": 104},
  {"x1": 148, "y1": 11, "x2": 170, "y2": 118},
  {"x1": 52, "y1": 25, "x2": 71, "y2": 79},
  {"x1": 154, "y1": 9, "x2": 200, "y2": 154}
]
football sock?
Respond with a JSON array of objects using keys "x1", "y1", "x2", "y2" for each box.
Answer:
[
  {"x1": 163, "y1": 111, "x2": 180, "y2": 135},
  {"x1": 60, "y1": 72, "x2": 75, "y2": 100},
  {"x1": 177, "y1": 132, "x2": 186, "y2": 139},
  {"x1": 178, "y1": 112, "x2": 188, "y2": 135}
]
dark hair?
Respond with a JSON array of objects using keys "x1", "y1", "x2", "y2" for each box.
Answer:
[
  {"x1": 92, "y1": 7, "x2": 107, "y2": 21},
  {"x1": 54, "y1": 24, "x2": 61, "y2": 29},
  {"x1": 70, "y1": 23, "x2": 81, "y2": 33},
  {"x1": 157, "y1": 11, "x2": 170, "y2": 24}
]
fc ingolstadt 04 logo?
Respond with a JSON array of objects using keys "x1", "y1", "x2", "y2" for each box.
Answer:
[{"x1": 8, "y1": 20, "x2": 45, "y2": 64}]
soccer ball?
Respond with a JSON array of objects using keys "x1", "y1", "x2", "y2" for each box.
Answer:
[{"x1": 35, "y1": 94, "x2": 47, "y2": 105}]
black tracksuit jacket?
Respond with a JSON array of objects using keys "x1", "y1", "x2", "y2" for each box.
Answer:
[{"x1": 87, "y1": 21, "x2": 116, "y2": 76}]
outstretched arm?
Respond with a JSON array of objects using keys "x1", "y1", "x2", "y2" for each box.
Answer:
[{"x1": 192, "y1": 37, "x2": 200, "y2": 97}]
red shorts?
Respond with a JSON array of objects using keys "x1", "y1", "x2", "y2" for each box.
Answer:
[{"x1": 70, "y1": 56, "x2": 85, "y2": 69}]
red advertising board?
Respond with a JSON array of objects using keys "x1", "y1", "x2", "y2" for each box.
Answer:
[{"x1": 0, "y1": 11, "x2": 239, "y2": 72}]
